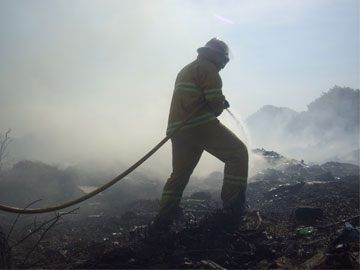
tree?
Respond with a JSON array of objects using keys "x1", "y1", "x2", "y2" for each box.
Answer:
[{"x1": 0, "y1": 129, "x2": 12, "y2": 172}]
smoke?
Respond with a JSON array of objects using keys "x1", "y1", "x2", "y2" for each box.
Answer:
[
  {"x1": 0, "y1": 0, "x2": 244, "y2": 178},
  {"x1": 0, "y1": 1, "x2": 357, "y2": 181},
  {"x1": 0, "y1": 1, "x2": 179, "y2": 176},
  {"x1": 246, "y1": 87, "x2": 360, "y2": 165},
  {"x1": 0, "y1": 1, "x2": 261, "y2": 178}
]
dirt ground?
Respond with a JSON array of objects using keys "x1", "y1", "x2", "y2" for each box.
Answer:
[{"x1": 1, "y1": 156, "x2": 359, "y2": 269}]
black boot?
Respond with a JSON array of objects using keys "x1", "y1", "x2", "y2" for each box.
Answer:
[{"x1": 150, "y1": 206, "x2": 184, "y2": 234}]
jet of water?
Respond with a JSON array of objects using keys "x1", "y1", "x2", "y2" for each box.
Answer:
[
  {"x1": 225, "y1": 108, "x2": 259, "y2": 177},
  {"x1": 225, "y1": 108, "x2": 251, "y2": 146}
]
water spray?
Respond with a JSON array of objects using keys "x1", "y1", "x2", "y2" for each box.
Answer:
[
  {"x1": 225, "y1": 108, "x2": 250, "y2": 146},
  {"x1": 225, "y1": 108, "x2": 241, "y2": 125},
  {"x1": 225, "y1": 108, "x2": 257, "y2": 177}
]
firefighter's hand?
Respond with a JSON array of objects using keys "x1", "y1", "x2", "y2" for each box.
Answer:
[{"x1": 224, "y1": 100, "x2": 230, "y2": 109}]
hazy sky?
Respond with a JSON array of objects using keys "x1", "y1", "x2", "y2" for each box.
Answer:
[{"x1": 0, "y1": 0, "x2": 358, "y2": 177}]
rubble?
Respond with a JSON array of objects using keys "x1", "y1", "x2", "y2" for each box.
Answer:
[
  {"x1": 75, "y1": 173, "x2": 358, "y2": 269},
  {"x1": 0, "y1": 150, "x2": 359, "y2": 269},
  {"x1": 295, "y1": 207, "x2": 324, "y2": 224},
  {"x1": 0, "y1": 226, "x2": 11, "y2": 269}
]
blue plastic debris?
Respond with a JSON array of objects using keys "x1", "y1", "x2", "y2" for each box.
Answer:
[{"x1": 337, "y1": 222, "x2": 360, "y2": 243}]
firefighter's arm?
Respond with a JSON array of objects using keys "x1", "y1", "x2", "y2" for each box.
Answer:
[{"x1": 202, "y1": 69, "x2": 226, "y2": 116}]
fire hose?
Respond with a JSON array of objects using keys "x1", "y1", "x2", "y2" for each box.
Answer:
[{"x1": 0, "y1": 103, "x2": 207, "y2": 214}]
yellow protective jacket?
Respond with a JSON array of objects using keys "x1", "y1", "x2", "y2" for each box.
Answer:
[{"x1": 167, "y1": 52, "x2": 226, "y2": 135}]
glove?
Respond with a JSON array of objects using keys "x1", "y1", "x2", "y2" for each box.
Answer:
[{"x1": 224, "y1": 100, "x2": 230, "y2": 109}]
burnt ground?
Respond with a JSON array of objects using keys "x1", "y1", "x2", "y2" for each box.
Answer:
[{"x1": 0, "y1": 155, "x2": 359, "y2": 269}]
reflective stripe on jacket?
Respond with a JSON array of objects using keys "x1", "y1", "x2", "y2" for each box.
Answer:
[{"x1": 167, "y1": 53, "x2": 226, "y2": 135}]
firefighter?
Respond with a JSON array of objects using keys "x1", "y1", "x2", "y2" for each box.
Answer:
[{"x1": 153, "y1": 38, "x2": 249, "y2": 230}]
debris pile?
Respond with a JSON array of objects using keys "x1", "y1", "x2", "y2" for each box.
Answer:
[
  {"x1": 74, "y1": 153, "x2": 359, "y2": 269},
  {"x1": 1, "y1": 150, "x2": 359, "y2": 269},
  {"x1": 0, "y1": 226, "x2": 11, "y2": 269}
]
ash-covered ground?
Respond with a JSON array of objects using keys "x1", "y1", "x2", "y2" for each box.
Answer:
[{"x1": 1, "y1": 149, "x2": 359, "y2": 269}]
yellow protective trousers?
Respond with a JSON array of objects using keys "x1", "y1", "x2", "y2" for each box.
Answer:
[{"x1": 156, "y1": 120, "x2": 248, "y2": 222}]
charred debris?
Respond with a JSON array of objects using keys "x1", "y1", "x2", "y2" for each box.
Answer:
[{"x1": 1, "y1": 148, "x2": 359, "y2": 269}]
